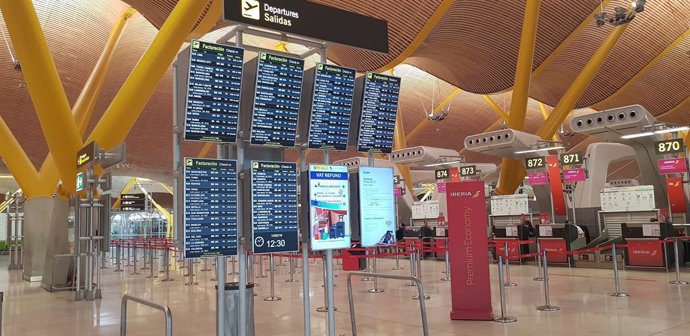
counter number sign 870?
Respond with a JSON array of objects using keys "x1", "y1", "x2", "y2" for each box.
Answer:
[
  {"x1": 525, "y1": 156, "x2": 546, "y2": 169},
  {"x1": 655, "y1": 139, "x2": 685, "y2": 155}
]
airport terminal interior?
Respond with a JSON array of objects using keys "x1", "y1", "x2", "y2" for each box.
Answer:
[{"x1": 2, "y1": 0, "x2": 690, "y2": 335}]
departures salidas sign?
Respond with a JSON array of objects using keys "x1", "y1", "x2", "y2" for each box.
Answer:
[{"x1": 225, "y1": 0, "x2": 389, "y2": 53}]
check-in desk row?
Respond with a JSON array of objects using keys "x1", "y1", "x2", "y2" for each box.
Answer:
[
  {"x1": 491, "y1": 224, "x2": 585, "y2": 265},
  {"x1": 403, "y1": 226, "x2": 448, "y2": 260}
]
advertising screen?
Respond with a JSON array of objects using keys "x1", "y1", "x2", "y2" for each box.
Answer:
[
  {"x1": 184, "y1": 40, "x2": 244, "y2": 143},
  {"x1": 308, "y1": 165, "x2": 350, "y2": 250},
  {"x1": 250, "y1": 52, "x2": 305, "y2": 147},
  {"x1": 307, "y1": 63, "x2": 357, "y2": 150},
  {"x1": 184, "y1": 158, "x2": 238, "y2": 258},
  {"x1": 356, "y1": 73, "x2": 401, "y2": 154},
  {"x1": 251, "y1": 161, "x2": 299, "y2": 254},
  {"x1": 358, "y1": 167, "x2": 396, "y2": 247}
]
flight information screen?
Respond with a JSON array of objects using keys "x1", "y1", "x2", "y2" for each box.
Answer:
[
  {"x1": 356, "y1": 73, "x2": 402, "y2": 154},
  {"x1": 250, "y1": 52, "x2": 305, "y2": 147},
  {"x1": 307, "y1": 63, "x2": 357, "y2": 150},
  {"x1": 184, "y1": 158, "x2": 238, "y2": 258},
  {"x1": 250, "y1": 161, "x2": 299, "y2": 254},
  {"x1": 184, "y1": 40, "x2": 244, "y2": 143}
]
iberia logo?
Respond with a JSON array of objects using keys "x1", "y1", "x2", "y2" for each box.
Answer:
[
  {"x1": 668, "y1": 181, "x2": 681, "y2": 187},
  {"x1": 472, "y1": 191, "x2": 481, "y2": 198},
  {"x1": 548, "y1": 162, "x2": 558, "y2": 168}
]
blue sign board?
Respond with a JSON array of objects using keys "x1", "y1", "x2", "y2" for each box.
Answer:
[
  {"x1": 184, "y1": 158, "x2": 238, "y2": 258},
  {"x1": 250, "y1": 161, "x2": 299, "y2": 254},
  {"x1": 307, "y1": 63, "x2": 356, "y2": 151},
  {"x1": 356, "y1": 73, "x2": 402, "y2": 154}
]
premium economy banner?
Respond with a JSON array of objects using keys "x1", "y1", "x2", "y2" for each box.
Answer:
[{"x1": 446, "y1": 181, "x2": 492, "y2": 320}]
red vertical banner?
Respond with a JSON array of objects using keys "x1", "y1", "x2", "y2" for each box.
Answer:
[
  {"x1": 449, "y1": 167, "x2": 460, "y2": 182},
  {"x1": 546, "y1": 156, "x2": 566, "y2": 216},
  {"x1": 666, "y1": 177, "x2": 687, "y2": 213},
  {"x1": 446, "y1": 181, "x2": 493, "y2": 320}
]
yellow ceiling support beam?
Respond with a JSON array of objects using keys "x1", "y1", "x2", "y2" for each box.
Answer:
[
  {"x1": 375, "y1": 0, "x2": 455, "y2": 72},
  {"x1": 0, "y1": 119, "x2": 42, "y2": 197},
  {"x1": 197, "y1": 142, "x2": 215, "y2": 158},
  {"x1": 482, "y1": 95, "x2": 509, "y2": 122},
  {"x1": 405, "y1": 88, "x2": 461, "y2": 142},
  {"x1": 189, "y1": 0, "x2": 222, "y2": 40},
  {"x1": 0, "y1": 0, "x2": 83, "y2": 192},
  {"x1": 498, "y1": 23, "x2": 631, "y2": 194},
  {"x1": 135, "y1": 180, "x2": 174, "y2": 238},
  {"x1": 37, "y1": 8, "x2": 137, "y2": 190},
  {"x1": 597, "y1": 28, "x2": 690, "y2": 107},
  {"x1": 86, "y1": 0, "x2": 210, "y2": 151},
  {"x1": 495, "y1": 0, "x2": 541, "y2": 195},
  {"x1": 538, "y1": 102, "x2": 561, "y2": 143}
]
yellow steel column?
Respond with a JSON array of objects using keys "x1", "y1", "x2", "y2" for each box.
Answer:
[
  {"x1": 86, "y1": 0, "x2": 211, "y2": 150},
  {"x1": 495, "y1": 0, "x2": 541, "y2": 195},
  {"x1": 498, "y1": 24, "x2": 631, "y2": 194},
  {"x1": 0, "y1": 0, "x2": 83, "y2": 191},
  {"x1": 538, "y1": 102, "x2": 561, "y2": 142},
  {"x1": 482, "y1": 95, "x2": 509, "y2": 122},
  {"x1": 0, "y1": 119, "x2": 41, "y2": 196},
  {"x1": 37, "y1": 8, "x2": 137, "y2": 189}
]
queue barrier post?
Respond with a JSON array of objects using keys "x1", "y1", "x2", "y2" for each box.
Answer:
[
  {"x1": 412, "y1": 241, "x2": 430, "y2": 301},
  {"x1": 669, "y1": 238, "x2": 688, "y2": 286},
  {"x1": 533, "y1": 240, "x2": 544, "y2": 281},
  {"x1": 536, "y1": 250, "x2": 559, "y2": 312},
  {"x1": 161, "y1": 248, "x2": 174, "y2": 282},
  {"x1": 504, "y1": 241, "x2": 517, "y2": 287},
  {"x1": 393, "y1": 244, "x2": 404, "y2": 270},
  {"x1": 493, "y1": 256, "x2": 517, "y2": 323},
  {"x1": 368, "y1": 248, "x2": 384, "y2": 293},
  {"x1": 264, "y1": 254, "x2": 281, "y2": 301},
  {"x1": 608, "y1": 244, "x2": 629, "y2": 297},
  {"x1": 406, "y1": 243, "x2": 417, "y2": 286}
]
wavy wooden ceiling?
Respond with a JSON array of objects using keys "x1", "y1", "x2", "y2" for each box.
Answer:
[{"x1": 0, "y1": 0, "x2": 689, "y2": 185}]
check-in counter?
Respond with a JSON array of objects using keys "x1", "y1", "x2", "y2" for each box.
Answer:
[
  {"x1": 535, "y1": 224, "x2": 586, "y2": 264},
  {"x1": 622, "y1": 222, "x2": 674, "y2": 268}
]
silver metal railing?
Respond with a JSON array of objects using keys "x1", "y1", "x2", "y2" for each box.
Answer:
[
  {"x1": 120, "y1": 294, "x2": 172, "y2": 336},
  {"x1": 346, "y1": 272, "x2": 429, "y2": 336}
]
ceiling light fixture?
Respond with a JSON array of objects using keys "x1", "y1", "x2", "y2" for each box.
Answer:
[
  {"x1": 620, "y1": 125, "x2": 689, "y2": 139},
  {"x1": 620, "y1": 132, "x2": 654, "y2": 139},
  {"x1": 653, "y1": 126, "x2": 690, "y2": 135},
  {"x1": 514, "y1": 146, "x2": 565, "y2": 155},
  {"x1": 423, "y1": 160, "x2": 462, "y2": 168}
]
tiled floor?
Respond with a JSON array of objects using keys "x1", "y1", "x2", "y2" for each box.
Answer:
[{"x1": 2, "y1": 253, "x2": 690, "y2": 335}]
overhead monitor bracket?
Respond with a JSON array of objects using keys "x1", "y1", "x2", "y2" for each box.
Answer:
[{"x1": 463, "y1": 129, "x2": 542, "y2": 159}]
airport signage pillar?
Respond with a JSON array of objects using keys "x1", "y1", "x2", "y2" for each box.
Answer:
[
  {"x1": 446, "y1": 181, "x2": 493, "y2": 320},
  {"x1": 546, "y1": 156, "x2": 567, "y2": 216}
]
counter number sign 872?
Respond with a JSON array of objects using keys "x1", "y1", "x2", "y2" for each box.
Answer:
[{"x1": 525, "y1": 156, "x2": 546, "y2": 169}]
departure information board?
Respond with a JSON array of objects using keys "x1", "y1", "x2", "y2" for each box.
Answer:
[
  {"x1": 184, "y1": 40, "x2": 244, "y2": 143},
  {"x1": 250, "y1": 52, "x2": 305, "y2": 147},
  {"x1": 356, "y1": 73, "x2": 401, "y2": 154},
  {"x1": 307, "y1": 63, "x2": 357, "y2": 150},
  {"x1": 184, "y1": 158, "x2": 238, "y2": 258},
  {"x1": 251, "y1": 161, "x2": 299, "y2": 254},
  {"x1": 120, "y1": 194, "x2": 146, "y2": 212}
]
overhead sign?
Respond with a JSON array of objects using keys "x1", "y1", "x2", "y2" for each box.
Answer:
[
  {"x1": 435, "y1": 168, "x2": 450, "y2": 180},
  {"x1": 446, "y1": 181, "x2": 493, "y2": 320},
  {"x1": 459, "y1": 165, "x2": 477, "y2": 177},
  {"x1": 528, "y1": 171, "x2": 550, "y2": 185},
  {"x1": 184, "y1": 40, "x2": 244, "y2": 143},
  {"x1": 77, "y1": 141, "x2": 99, "y2": 169},
  {"x1": 546, "y1": 156, "x2": 567, "y2": 216},
  {"x1": 356, "y1": 73, "x2": 402, "y2": 154},
  {"x1": 559, "y1": 153, "x2": 582, "y2": 165},
  {"x1": 250, "y1": 52, "x2": 305, "y2": 147},
  {"x1": 393, "y1": 175, "x2": 401, "y2": 185},
  {"x1": 251, "y1": 161, "x2": 299, "y2": 254},
  {"x1": 184, "y1": 158, "x2": 238, "y2": 258},
  {"x1": 666, "y1": 177, "x2": 687, "y2": 214},
  {"x1": 308, "y1": 165, "x2": 350, "y2": 250},
  {"x1": 449, "y1": 167, "x2": 461, "y2": 182},
  {"x1": 563, "y1": 168, "x2": 587, "y2": 182},
  {"x1": 524, "y1": 156, "x2": 546, "y2": 169},
  {"x1": 359, "y1": 167, "x2": 396, "y2": 247},
  {"x1": 76, "y1": 172, "x2": 85, "y2": 192},
  {"x1": 307, "y1": 63, "x2": 357, "y2": 151},
  {"x1": 658, "y1": 158, "x2": 688, "y2": 174},
  {"x1": 224, "y1": 0, "x2": 389, "y2": 53},
  {"x1": 120, "y1": 194, "x2": 146, "y2": 211},
  {"x1": 655, "y1": 138, "x2": 685, "y2": 155}
]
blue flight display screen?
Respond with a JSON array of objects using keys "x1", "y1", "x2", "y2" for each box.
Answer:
[
  {"x1": 184, "y1": 40, "x2": 244, "y2": 143},
  {"x1": 250, "y1": 52, "x2": 305, "y2": 147},
  {"x1": 356, "y1": 73, "x2": 402, "y2": 154},
  {"x1": 250, "y1": 161, "x2": 299, "y2": 254},
  {"x1": 307, "y1": 63, "x2": 356, "y2": 151},
  {"x1": 184, "y1": 158, "x2": 238, "y2": 258}
]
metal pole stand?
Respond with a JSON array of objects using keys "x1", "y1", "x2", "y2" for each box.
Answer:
[
  {"x1": 503, "y1": 241, "x2": 517, "y2": 287},
  {"x1": 441, "y1": 248, "x2": 451, "y2": 281},
  {"x1": 361, "y1": 249, "x2": 373, "y2": 281},
  {"x1": 201, "y1": 258, "x2": 211, "y2": 272},
  {"x1": 161, "y1": 249, "x2": 174, "y2": 282},
  {"x1": 256, "y1": 255, "x2": 267, "y2": 278},
  {"x1": 608, "y1": 244, "x2": 629, "y2": 297},
  {"x1": 146, "y1": 248, "x2": 158, "y2": 279},
  {"x1": 100, "y1": 251, "x2": 108, "y2": 269},
  {"x1": 317, "y1": 255, "x2": 337, "y2": 312},
  {"x1": 264, "y1": 254, "x2": 282, "y2": 301},
  {"x1": 536, "y1": 251, "x2": 560, "y2": 311},
  {"x1": 129, "y1": 246, "x2": 140, "y2": 275},
  {"x1": 405, "y1": 245, "x2": 417, "y2": 286},
  {"x1": 114, "y1": 245, "x2": 123, "y2": 272},
  {"x1": 230, "y1": 256, "x2": 239, "y2": 275},
  {"x1": 533, "y1": 240, "x2": 544, "y2": 281},
  {"x1": 493, "y1": 256, "x2": 517, "y2": 323},
  {"x1": 412, "y1": 244, "x2": 430, "y2": 300},
  {"x1": 669, "y1": 238, "x2": 688, "y2": 285},
  {"x1": 368, "y1": 248, "x2": 384, "y2": 293},
  {"x1": 392, "y1": 245, "x2": 404, "y2": 270},
  {"x1": 184, "y1": 259, "x2": 198, "y2": 285},
  {"x1": 141, "y1": 244, "x2": 150, "y2": 270},
  {"x1": 286, "y1": 253, "x2": 298, "y2": 283}
]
